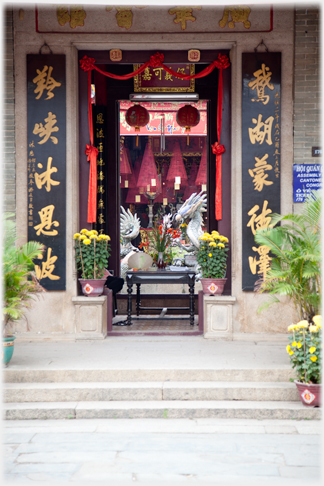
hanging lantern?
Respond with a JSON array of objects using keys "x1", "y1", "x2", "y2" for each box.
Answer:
[
  {"x1": 125, "y1": 103, "x2": 150, "y2": 146},
  {"x1": 176, "y1": 104, "x2": 200, "y2": 145},
  {"x1": 166, "y1": 141, "x2": 188, "y2": 191}
]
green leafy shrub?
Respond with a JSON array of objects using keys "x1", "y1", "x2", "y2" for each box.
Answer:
[
  {"x1": 196, "y1": 231, "x2": 229, "y2": 278},
  {"x1": 74, "y1": 229, "x2": 111, "y2": 279}
]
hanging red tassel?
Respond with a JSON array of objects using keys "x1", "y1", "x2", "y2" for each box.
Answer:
[
  {"x1": 85, "y1": 144, "x2": 99, "y2": 223},
  {"x1": 212, "y1": 142, "x2": 225, "y2": 221}
]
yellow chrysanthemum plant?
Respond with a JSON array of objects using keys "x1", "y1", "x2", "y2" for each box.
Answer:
[
  {"x1": 73, "y1": 229, "x2": 111, "y2": 279},
  {"x1": 196, "y1": 231, "x2": 229, "y2": 278},
  {"x1": 286, "y1": 315, "x2": 322, "y2": 384}
]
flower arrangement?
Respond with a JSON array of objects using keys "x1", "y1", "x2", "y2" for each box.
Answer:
[
  {"x1": 148, "y1": 214, "x2": 181, "y2": 265},
  {"x1": 196, "y1": 231, "x2": 229, "y2": 278},
  {"x1": 286, "y1": 315, "x2": 322, "y2": 384},
  {"x1": 74, "y1": 229, "x2": 111, "y2": 279}
]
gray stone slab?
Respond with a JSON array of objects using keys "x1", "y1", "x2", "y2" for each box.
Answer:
[
  {"x1": 16, "y1": 450, "x2": 117, "y2": 464},
  {"x1": 3, "y1": 432, "x2": 36, "y2": 443},
  {"x1": 279, "y1": 465, "x2": 321, "y2": 479}
]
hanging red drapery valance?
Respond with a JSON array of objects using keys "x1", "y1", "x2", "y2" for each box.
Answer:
[{"x1": 79, "y1": 51, "x2": 230, "y2": 223}]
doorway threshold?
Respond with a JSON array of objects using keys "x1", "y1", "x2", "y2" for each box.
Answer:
[{"x1": 109, "y1": 315, "x2": 202, "y2": 336}]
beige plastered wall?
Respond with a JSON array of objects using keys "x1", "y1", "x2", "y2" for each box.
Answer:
[{"x1": 12, "y1": 6, "x2": 296, "y2": 339}]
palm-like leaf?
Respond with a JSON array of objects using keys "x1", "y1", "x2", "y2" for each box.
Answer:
[{"x1": 254, "y1": 191, "x2": 321, "y2": 321}]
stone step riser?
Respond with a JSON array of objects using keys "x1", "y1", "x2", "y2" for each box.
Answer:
[
  {"x1": 4, "y1": 387, "x2": 300, "y2": 403},
  {"x1": 4, "y1": 403, "x2": 320, "y2": 421},
  {"x1": 4, "y1": 369, "x2": 294, "y2": 384}
]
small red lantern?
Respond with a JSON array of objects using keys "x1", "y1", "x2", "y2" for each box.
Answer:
[
  {"x1": 125, "y1": 104, "x2": 150, "y2": 146},
  {"x1": 176, "y1": 104, "x2": 200, "y2": 145}
]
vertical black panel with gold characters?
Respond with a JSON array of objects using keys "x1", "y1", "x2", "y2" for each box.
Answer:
[
  {"x1": 93, "y1": 105, "x2": 107, "y2": 234},
  {"x1": 242, "y1": 52, "x2": 281, "y2": 291},
  {"x1": 27, "y1": 54, "x2": 66, "y2": 291}
]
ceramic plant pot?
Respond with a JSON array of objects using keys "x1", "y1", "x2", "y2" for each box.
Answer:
[
  {"x1": 200, "y1": 277, "x2": 227, "y2": 296},
  {"x1": 294, "y1": 380, "x2": 321, "y2": 407},
  {"x1": 79, "y1": 278, "x2": 107, "y2": 297},
  {"x1": 3, "y1": 336, "x2": 16, "y2": 367}
]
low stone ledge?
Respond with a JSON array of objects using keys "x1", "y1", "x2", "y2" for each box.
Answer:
[
  {"x1": 72, "y1": 296, "x2": 107, "y2": 340},
  {"x1": 203, "y1": 295, "x2": 236, "y2": 340}
]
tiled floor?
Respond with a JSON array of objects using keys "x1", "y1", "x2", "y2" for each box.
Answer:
[{"x1": 111, "y1": 315, "x2": 199, "y2": 333}]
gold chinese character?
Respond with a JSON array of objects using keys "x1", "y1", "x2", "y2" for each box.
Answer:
[
  {"x1": 98, "y1": 199, "x2": 105, "y2": 209},
  {"x1": 219, "y1": 6, "x2": 251, "y2": 29},
  {"x1": 33, "y1": 66, "x2": 61, "y2": 100},
  {"x1": 248, "y1": 154, "x2": 273, "y2": 192},
  {"x1": 57, "y1": 6, "x2": 70, "y2": 26},
  {"x1": 35, "y1": 247, "x2": 60, "y2": 281},
  {"x1": 98, "y1": 185, "x2": 105, "y2": 194},
  {"x1": 249, "y1": 114, "x2": 274, "y2": 145},
  {"x1": 34, "y1": 205, "x2": 59, "y2": 236},
  {"x1": 98, "y1": 213, "x2": 105, "y2": 225},
  {"x1": 177, "y1": 67, "x2": 185, "y2": 74},
  {"x1": 97, "y1": 158, "x2": 105, "y2": 166},
  {"x1": 248, "y1": 64, "x2": 274, "y2": 105},
  {"x1": 96, "y1": 128, "x2": 104, "y2": 138},
  {"x1": 70, "y1": 6, "x2": 86, "y2": 28},
  {"x1": 116, "y1": 7, "x2": 133, "y2": 30},
  {"x1": 96, "y1": 113, "x2": 104, "y2": 124},
  {"x1": 153, "y1": 68, "x2": 163, "y2": 81},
  {"x1": 169, "y1": 7, "x2": 201, "y2": 30},
  {"x1": 29, "y1": 141, "x2": 35, "y2": 147},
  {"x1": 33, "y1": 112, "x2": 59, "y2": 145},
  {"x1": 98, "y1": 142, "x2": 104, "y2": 153},
  {"x1": 29, "y1": 151, "x2": 35, "y2": 156},
  {"x1": 35, "y1": 157, "x2": 60, "y2": 192},
  {"x1": 142, "y1": 67, "x2": 152, "y2": 81},
  {"x1": 98, "y1": 171, "x2": 105, "y2": 181},
  {"x1": 249, "y1": 245, "x2": 272, "y2": 279},
  {"x1": 247, "y1": 200, "x2": 272, "y2": 236},
  {"x1": 165, "y1": 71, "x2": 173, "y2": 82}
]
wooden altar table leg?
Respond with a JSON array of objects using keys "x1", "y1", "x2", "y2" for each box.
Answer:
[
  {"x1": 126, "y1": 275, "x2": 133, "y2": 325},
  {"x1": 136, "y1": 283, "x2": 141, "y2": 316},
  {"x1": 188, "y1": 273, "x2": 195, "y2": 325}
]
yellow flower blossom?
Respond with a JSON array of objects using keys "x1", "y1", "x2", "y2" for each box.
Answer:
[
  {"x1": 288, "y1": 324, "x2": 296, "y2": 331},
  {"x1": 309, "y1": 346, "x2": 316, "y2": 354},
  {"x1": 310, "y1": 356, "x2": 318, "y2": 362},
  {"x1": 73, "y1": 233, "x2": 81, "y2": 239},
  {"x1": 209, "y1": 253, "x2": 213, "y2": 257},
  {"x1": 220, "y1": 236, "x2": 229, "y2": 243},
  {"x1": 313, "y1": 315, "x2": 322, "y2": 327},
  {"x1": 297, "y1": 342, "x2": 302, "y2": 348},
  {"x1": 83, "y1": 239, "x2": 91, "y2": 245},
  {"x1": 90, "y1": 235, "x2": 97, "y2": 240},
  {"x1": 295, "y1": 320, "x2": 309, "y2": 329},
  {"x1": 209, "y1": 242, "x2": 217, "y2": 247},
  {"x1": 292, "y1": 341, "x2": 297, "y2": 347},
  {"x1": 79, "y1": 235, "x2": 86, "y2": 240},
  {"x1": 218, "y1": 243, "x2": 225, "y2": 248},
  {"x1": 80, "y1": 229, "x2": 88, "y2": 234},
  {"x1": 211, "y1": 231, "x2": 219, "y2": 236},
  {"x1": 309, "y1": 325, "x2": 319, "y2": 333},
  {"x1": 92, "y1": 230, "x2": 98, "y2": 235},
  {"x1": 289, "y1": 351, "x2": 294, "y2": 355},
  {"x1": 286, "y1": 345, "x2": 291, "y2": 353}
]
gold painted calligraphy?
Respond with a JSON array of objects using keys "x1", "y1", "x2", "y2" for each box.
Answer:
[
  {"x1": 247, "y1": 200, "x2": 272, "y2": 236},
  {"x1": 248, "y1": 114, "x2": 274, "y2": 145},
  {"x1": 35, "y1": 157, "x2": 60, "y2": 192},
  {"x1": 116, "y1": 7, "x2": 133, "y2": 30},
  {"x1": 57, "y1": 5, "x2": 86, "y2": 28},
  {"x1": 248, "y1": 245, "x2": 272, "y2": 279},
  {"x1": 35, "y1": 247, "x2": 60, "y2": 281},
  {"x1": 33, "y1": 66, "x2": 61, "y2": 100},
  {"x1": 248, "y1": 64, "x2": 274, "y2": 105},
  {"x1": 248, "y1": 154, "x2": 273, "y2": 192},
  {"x1": 169, "y1": 7, "x2": 201, "y2": 30},
  {"x1": 33, "y1": 112, "x2": 59, "y2": 145},
  {"x1": 34, "y1": 205, "x2": 59, "y2": 236},
  {"x1": 219, "y1": 5, "x2": 251, "y2": 29}
]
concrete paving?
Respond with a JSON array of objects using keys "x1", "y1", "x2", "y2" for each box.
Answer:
[{"x1": 2, "y1": 418, "x2": 322, "y2": 484}]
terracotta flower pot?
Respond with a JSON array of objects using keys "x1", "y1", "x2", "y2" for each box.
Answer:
[
  {"x1": 294, "y1": 380, "x2": 321, "y2": 407},
  {"x1": 79, "y1": 278, "x2": 107, "y2": 297},
  {"x1": 200, "y1": 277, "x2": 227, "y2": 295}
]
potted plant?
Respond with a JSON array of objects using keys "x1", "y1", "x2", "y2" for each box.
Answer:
[
  {"x1": 254, "y1": 192, "x2": 321, "y2": 404},
  {"x1": 74, "y1": 229, "x2": 111, "y2": 296},
  {"x1": 286, "y1": 316, "x2": 321, "y2": 406},
  {"x1": 196, "y1": 230, "x2": 229, "y2": 295},
  {"x1": 147, "y1": 215, "x2": 181, "y2": 269},
  {"x1": 2, "y1": 213, "x2": 45, "y2": 366}
]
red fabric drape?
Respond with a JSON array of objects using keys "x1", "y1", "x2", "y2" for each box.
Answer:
[{"x1": 79, "y1": 52, "x2": 230, "y2": 223}]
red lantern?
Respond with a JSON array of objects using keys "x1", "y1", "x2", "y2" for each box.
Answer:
[
  {"x1": 125, "y1": 104, "x2": 150, "y2": 146},
  {"x1": 176, "y1": 104, "x2": 200, "y2": 145}
]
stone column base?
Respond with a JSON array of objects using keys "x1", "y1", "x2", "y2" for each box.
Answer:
[
  {"x1": 203, "y1": 295, "x2": 236, "y2": 340},
  {"x1": 72, "y1": 296, "x2": 107, "y2": 340}
]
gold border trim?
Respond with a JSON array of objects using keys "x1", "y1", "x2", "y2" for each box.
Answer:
[{"x1": 134, "y1": 64, "x2": 195, "y2": 92}]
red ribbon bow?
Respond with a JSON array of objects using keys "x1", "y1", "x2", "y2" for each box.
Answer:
[
  {"x1": 149, "y1": 52, "x2": 164, "y2": 68},
  {"x1": 213, "y1": 53, "x2": 231, "y2": 70},
  {"x1": 79, "y1": 55, "x2": 96, "y2": 72},
  {"x1": 85, "y1": 145, "x2": 99, "y2": 223},
  {"x1": 211, "y1": 142, "x2": 226, "y2": 155}
]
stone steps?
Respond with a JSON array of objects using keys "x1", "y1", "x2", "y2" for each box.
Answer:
[
  {"x1": 4, "y1": 381, "x2": 299, "y2": 402},
  {"x1": 3, "y1": 368, "x2": 293, "y2": 383},
  {"x1": 3, "y1": 400, "x2": 320, "y2": 420}
]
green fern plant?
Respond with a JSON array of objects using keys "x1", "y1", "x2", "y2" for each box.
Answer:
[
  {"x1": 2, "y1": 214, "x2": 45, "y2": 336},
  {"x1": 254, "y1": 191, "x2": 321, "y2": 321}
]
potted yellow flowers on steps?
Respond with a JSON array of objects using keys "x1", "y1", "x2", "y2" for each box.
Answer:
[
  {"x1": 196, "y1": 230, "x2": 229, "y2": 295},
  {"x1": 74, "y1": 229, "x2": 111, "y2": 297},
  {"x1": 287, "y1": 316, "x2": 321, "y2": 407}
]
